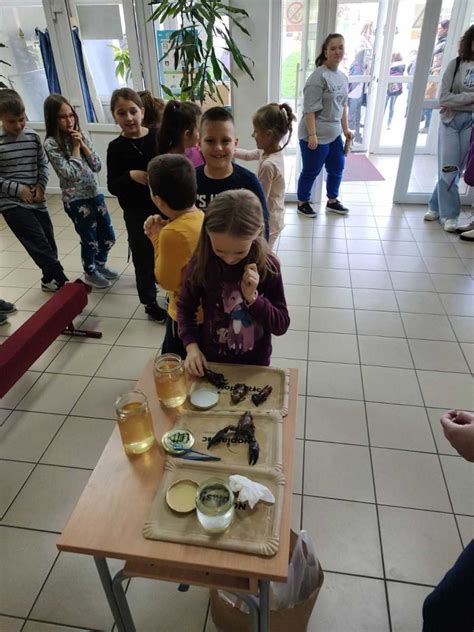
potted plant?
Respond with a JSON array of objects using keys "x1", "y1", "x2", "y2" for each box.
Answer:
[
  {"x1": 148, "y1": 0, "x2": 254, "y2": 103},
  {"x1": 109, "y1": 44, "x2": 131, "y2": 83}
]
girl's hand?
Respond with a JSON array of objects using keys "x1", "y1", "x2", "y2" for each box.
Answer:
[
  {"x1": 184, "y1": 343, "x2": 208, "y2": 377},
  {"x1": 241, "y1": 263, "x2": 259, "y2": 305},
  {"x1": 70, "y1": 130, "x2": 82, "y2": 147},
  {"x1": 19, "y1": 185, "x2": 34, "y2": 204},
  {"x1": 344, "y1": 130, "x2": 354, "y2": 141},
  {"x1": 308, "y1": 133, "x2": 318, "y2": 150},
  {"x1": 144, "y1": 214, "x2": 168, "y2": 237},
  {"x1": 130, "y1": 170, "x2": 148, "y2": 186},
  {"x1": 440, "y1": 410, "x2": 474, "y2": 462}
]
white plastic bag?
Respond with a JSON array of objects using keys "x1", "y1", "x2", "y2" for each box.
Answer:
[{"x1": 270, "y1": 530, "x2": 320, "y2": 610}]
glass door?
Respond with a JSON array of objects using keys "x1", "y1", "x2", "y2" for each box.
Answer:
[
  {"x1": 279, "y1": 0, "x2": 321, "y2": 197},
  {"x1": 335, "y1": 0, "x2": 387, "y2": 152},
  {"x1": 394, "y1": 0, "x2": 474, "y2": 202}
]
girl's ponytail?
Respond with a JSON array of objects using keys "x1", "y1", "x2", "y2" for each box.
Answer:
[
  {"x1": 277, "y1": 103, "x2": 296, "y2": 150},
  {"x1": 315, "y1": 33, "x2": 344, "y2": 67},
  {"x1": 253, "y1": 102, "x2": 296, "y2": 151}
]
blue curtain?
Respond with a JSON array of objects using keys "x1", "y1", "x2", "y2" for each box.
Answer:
[
  {"x1": 71, "y1": 26, "x2": 97, "y2": 123},
  {"x1": 36, "y1": 28, "x2": 61, "y2": 94}
]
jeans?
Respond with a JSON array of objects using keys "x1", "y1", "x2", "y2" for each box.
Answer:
[
  {"x1": 64, "y1": 194, "x2": 115, "y2": 274},
  {"x1": 297, "y1": 136, "x2": 345, "y2": 202},
  {"x1": 385, "y1": 94, "x2": 400, "y2": 127},
  {"x1": 123, "y1": 206, "x2": 157, "y2": 305},
  {"x1": 2, "y1": 205, "x2": 67, "y2": 283},
  {"x1": 429, "y1": 111, "x2": 472, "y2": 222},
  {"x1": 422, "y1": 540, "x2": 474, "y2": 632}
]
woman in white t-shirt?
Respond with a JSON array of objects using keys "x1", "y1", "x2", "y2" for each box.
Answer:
[{"x1": 424, "y1": 25, "x2": 474, "y2": 232}]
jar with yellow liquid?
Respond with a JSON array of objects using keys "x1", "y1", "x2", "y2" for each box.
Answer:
[
  {"x1": 115, "y1": 390, "x2": 155, "y2": 455},
  {"x1": 154, "y1": 353, "x2": 187, "y2": 408}
]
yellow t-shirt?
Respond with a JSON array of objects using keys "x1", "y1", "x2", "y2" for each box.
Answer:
[{"x1": 150, "y1": 210, "x2": 204, "y2": 321}]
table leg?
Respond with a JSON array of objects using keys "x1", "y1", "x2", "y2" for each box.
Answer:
[
  {"x1": 112, "y1": 569, "x2": 136, "y2": 632},
  {"x1": 94, "y1": 557, "x2": 128, "y2": 632},
  {"x1": 258, "y1": 579, "x2": 270, "y2": 632},
  {"x1": 239, "y1": 594, "x2": 259, "y2": 632}
]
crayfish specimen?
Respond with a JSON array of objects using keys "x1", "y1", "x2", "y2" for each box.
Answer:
[
  {"x1": 207, "y1": 411, "x2": 259, "y2": 465},
  {"x1": 204, "y1": 368, "x2": 228, "y2": 389},
  {"x1": 231, "y1": 383, "x2": 249, "y2": 404},
  {"x1": 252, "y1": 385, "x2": 273, "y2": 407}
]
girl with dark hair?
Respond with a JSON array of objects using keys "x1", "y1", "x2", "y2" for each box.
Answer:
[
  {"x1": 137, "y1": 90, "x2": 165, "y2": 130},
  {"x1": 424, "y1": 25, "x2": 474, "y2": 233},
  {"x1": 44, "y1": 94, "x2": 116, "y2": 288},
  {"x1": 157, "y1": 100, "x2": 202, "y2": 165},
  {"x1": 296, "y1": 33, "x2": 353, "y2": 218},
  {"x1": 107, "y1": 88, "x2": 167, "y2": 322}
]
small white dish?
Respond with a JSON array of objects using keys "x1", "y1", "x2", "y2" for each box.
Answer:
[{"x1": 190, "y1": 388, "x2": 219, "y2": 410}]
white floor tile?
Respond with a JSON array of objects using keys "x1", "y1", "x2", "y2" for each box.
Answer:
[
  {"x1": 401, "y1": 312, "x2": 456, "y2": 341},
  {"x1": 409, "y1": 339, "x2": 469, "y2": 373},
  {"x1": 307, "y1": 361, "x2": 363, "y2": 400},
  {"x1": 96, "y1": 346, "x2": 155, "y2": 380},
  {"x1": 0, "y1": 617, "x2": 24, "y2": 632},
  {"x1": 18, "y1": 373, "x2": 90, "y2": 415},
  {"x1": 71, "y1": 377, "x2": 137, "y2": 419},
  {"x1": 311, "y1": 268, "x2": 351, "y2": 287},
  {"x1": 456, "y1": 515, "x2": 474, "y2": 547},
  {"x1": 0, "y1": 372, "x2": 41, "y2": 410},
  {"x1": 41, "y1": 417, "x2": 115, "y2": 469},
  {"x1": 353, "y1": 288, "x2": 398, "y2": 311},
  {"x1": 310, "y1": 286, "x2": 353, "y2": 309},
  {"x1": 417, "y1": 370, "x2": 474, "y2": 410},
  {"x1": 272, "y1": 329, "x2": 308, "y2": 360},
  {"x1": 355, "y1": 310, "x2": 405, "y2": 337},
  {"x1": 46, "y1": 342, "x2": 112, "y2": 376},
  {"x1": 379, "y1": 505, "x2": 462, "y2": 584},
  {"x1": 305, "y1": 397, "x2": 368, "y2": 444},
  {"x1": 116, "y1": 319, "x2": 165, "y2": 348},
  {"x1": 309, "y1": 307, "x2": 356, "y2": 334},
  {"x1": 367, "y1": 403, "x2": 436, "y2": 452},
  {"x1": 358, "y1": 335, "x2": 413, "y2": 368},
  {"x1": 308, "y1": 572, "x2": 390, "y2": 632},
  {"x1": 308, "y1": 332, "x2": 359, "y2": 364},
  {"x1": 3, "y1": 464, "x2": 90, "y2": 532},
  {"x1": 387, "y1": 582, "x2": 432, "y2": 632},
  {"x1": 0, "y1": 411, "x2": 65, "y2": 462},
  {"x1": 362, "y1": 366, "x2": 423, "y2": 405},
  {"x1": 350, "y1": 269, "x2": 392, "y2": 289},
  {"x1": 440, "y1": 455, "x2": 474, "y2": 516},
  {"x1": 449, "y1": 315, "x2": 474, "y2": 342},
  {"x1": 396, "y1": 290, "x2": 445, "y2": 314},
  {"x1": 303, "y1": 496, "x2": 383, "y2": 577},
  {"x1": 0, "y1": 460, "x2": 34, "y2": 515},
  {"x1": 288, "y1": 305, "x2": 310, "y2": 331},
  {"x1": 284, "y1": 283, "x2": 311, "y2": 305}
]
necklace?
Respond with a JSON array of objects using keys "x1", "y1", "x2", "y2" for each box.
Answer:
[{"x1": 129, "y1": 139, "x2": 144, "y2": 157}]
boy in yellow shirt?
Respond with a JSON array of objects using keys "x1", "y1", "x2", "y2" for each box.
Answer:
[{"x1": 144, "y1": 154, "x2": 204, "y2": 357}]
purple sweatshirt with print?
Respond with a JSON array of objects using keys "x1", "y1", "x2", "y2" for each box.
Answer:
[{"x1": 177, "y1": 254, "x2": 290, "y2": 366}]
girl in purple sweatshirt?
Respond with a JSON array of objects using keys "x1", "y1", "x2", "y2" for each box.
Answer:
[{"x1": 177, "y1": 189, "x2": 290, "y2": 376}]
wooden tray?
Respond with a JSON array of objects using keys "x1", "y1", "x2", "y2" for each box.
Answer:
[
  {"x1": 143, "y1": 460, "x2": 285, "y2": 556},
  {"x1": 172, "y1": 410, "x2": 283, "y2": 471},
  {"x1": 186, "y1": 363, "x2": 290, "y2": 416}
]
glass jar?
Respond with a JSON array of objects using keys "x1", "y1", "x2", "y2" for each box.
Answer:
[
  {"x1": 115, "y1": 390, "x2": 155, "y2": 455},
  {"x1": 153, "y1": 353, "x2": 187, "y2": 408},
  {"x1": 195, "y1": 477, "x2": 235, "y2": 534}
]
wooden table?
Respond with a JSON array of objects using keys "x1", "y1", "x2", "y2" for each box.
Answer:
[{"x1": 57, "y1": 362, "x2": 298, "y2": 632}]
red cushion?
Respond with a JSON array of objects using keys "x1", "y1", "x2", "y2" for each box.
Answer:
[{"x1": 0, "y1": 280, "x2": 89, "y2": 397}]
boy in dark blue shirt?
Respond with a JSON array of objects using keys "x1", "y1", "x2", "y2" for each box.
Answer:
[{"x1": 196, "y1": 107, "x2": 270, "y2": 239}]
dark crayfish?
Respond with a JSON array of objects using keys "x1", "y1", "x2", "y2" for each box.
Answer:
[
  {"x1": 207, "y1": 411, "x2": 259, "y2": 465},
  {"x1": 204, "y1": 368, "x2": 228, "y2": 389},
  {"x1": 252, "y1": 384, "x2": 273, "y2": 407},
  {"x1": 231, "y1": 383, "x2": 249, "y2": 404}
]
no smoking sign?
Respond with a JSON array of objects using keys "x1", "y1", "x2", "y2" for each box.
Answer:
[{"x1": 287, "y1": 1, "x2": 303, "y2": 32}]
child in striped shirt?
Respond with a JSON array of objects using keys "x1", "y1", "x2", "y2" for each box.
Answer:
[{"x1": 0, "y1": 89, "x2": 67, "y2": 291}]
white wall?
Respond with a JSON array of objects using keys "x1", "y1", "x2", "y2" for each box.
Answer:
[{"x1": 230, "y1": 0, "x2": 272, "y2": 171}]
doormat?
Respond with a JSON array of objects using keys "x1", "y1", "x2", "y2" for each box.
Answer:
[{"x1": 343, "y1": 154, "x2": 385, "y2": 181}]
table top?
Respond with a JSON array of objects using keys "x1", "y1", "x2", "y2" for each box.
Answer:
[{"x1": 57, "y1": 361, "x2": 298, "y2": 583}]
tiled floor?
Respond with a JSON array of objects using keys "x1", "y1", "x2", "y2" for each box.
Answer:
[{"x1": 0, "y1": 186, "x2": 473, "y2": 632}]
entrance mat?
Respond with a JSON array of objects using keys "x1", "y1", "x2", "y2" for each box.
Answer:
[{"x1": 343, "y1": 154, "x2": 385, "y2": 181}]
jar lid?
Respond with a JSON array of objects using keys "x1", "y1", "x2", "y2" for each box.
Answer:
[
  {"x1": 190, "y1": 388, "x2": 219, "y2": 410},
  {"x1": 166, "y1": 479, "x2": 198, "y2": 513},
  {"x1": 161, "y1": 428, "x2": 194, "y2": 455}
]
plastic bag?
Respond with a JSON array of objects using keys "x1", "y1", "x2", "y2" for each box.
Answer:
[{"x1": 271, "y1": 530, "x2": 320, "y2": 610}]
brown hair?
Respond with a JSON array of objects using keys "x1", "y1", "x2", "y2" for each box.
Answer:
[
  {"x1": 110, "y1": 87, "x2": 143, "y2": 112},
  {"x1": 0, "y1": 89, "x2": 25, "y2": 117},
  {"x1": 157, "y1": 100, "x2": 200, "y2": 154},
  {"x1": 138, "y1": 90, "x2": 165, "y2": 129},
  {"x1": 191, "y1": 189, "x2": 276, "y2": 286},
  {"x1": 253, "y1": 102, "x2": 296, "y2": 151},
  {"x1": 315, "y1": 33, "x2": 344, "y2": 67},
  {"x1": 458, "y1": 25, "x2": 474, "y2": 61},
  {"x1": 44, "y1": 94, "x2": 80, "y2": 154},
  {"x1": 148, "y1": 153, "x2": 197, "y2": 210}
]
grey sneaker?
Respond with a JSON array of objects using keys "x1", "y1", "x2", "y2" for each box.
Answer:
[
  {"x1": 0, "y1": 300, "x2": 16, "y2": 314},
  {"x1": 41, "y1": 279, "x2": 64, "y2": 292},
  {"x1": 97, "y1": 263, "x2": 119, "y2": 280},
  {"x1": 84, "y1": 270, "x2": 111, "y2": 289}
]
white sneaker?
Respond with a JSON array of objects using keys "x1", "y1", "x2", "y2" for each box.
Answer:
[
  {"x1": 443, "y1": 219, "x2": 458, "y2": 232},
  {"x1": 424, "y1": 209, "x2": 439, "y2": 221}
]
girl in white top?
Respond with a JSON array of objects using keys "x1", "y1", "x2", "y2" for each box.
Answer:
[{"x1": 235, "y1": 103, "x2": 296, "y2": 249}]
